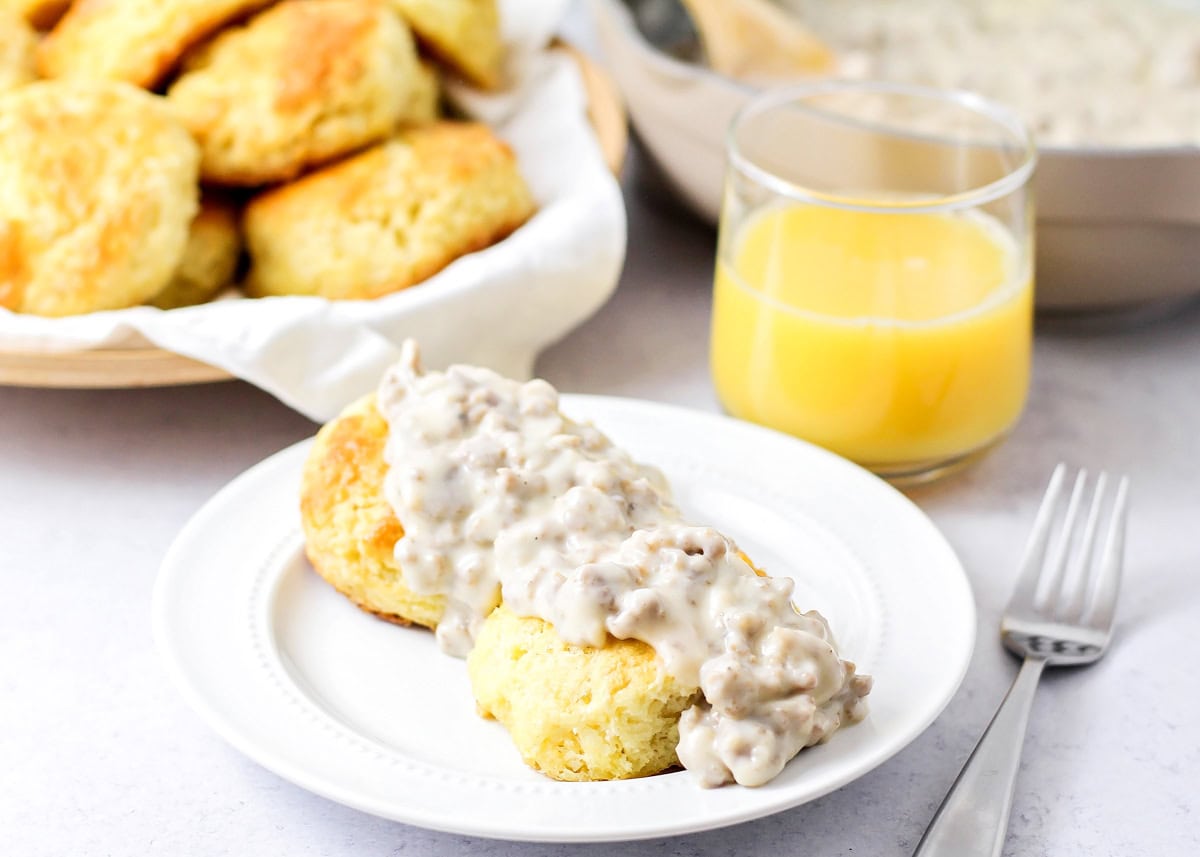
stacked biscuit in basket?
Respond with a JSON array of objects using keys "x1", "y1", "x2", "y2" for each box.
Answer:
[{"x1": 0, "y1": 0, "x2": 536, "y2": 317}]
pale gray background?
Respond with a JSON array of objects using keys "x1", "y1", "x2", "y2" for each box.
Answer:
[{"x1": 3, "y1": 17, "x2": 1199, "y2": 856}]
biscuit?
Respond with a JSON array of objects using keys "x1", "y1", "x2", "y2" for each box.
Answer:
[
  {"x1": 36, "y1": 0, "x2": 272, "y2": 88},
  {"x1": 389, "y1": 0, "x2": 502, "y2": 90},
  {"x1": 148, "y1": 197, "x2": 242, "y2": 310},
  {"x1": 244, "y1": 121, "x2": 536, "y2": 299},
  {"x1": 167, "y1": 0, "x2": 434, "y2": 186},
  {"x1": 0, "y1": 81, "x2": 199, "y2": 317},
  {"x1": 2, "y1": 0, "x2": 68, "y2": 30},
  {"x1": 468, "y1": 605, "x2": 701, "y2": 781},
  {"x1": 409, "y1": 59, "x2": 441, "y2": 125},
  {"x1": 0, "y1": 9, "x2": 34, "y2": 92},
  {"x1": 300, "y1": 394, "x2": 447, "y2": 629},
  {"x1": 300, "y1": 392, "x2": 695, "y2": 784}
]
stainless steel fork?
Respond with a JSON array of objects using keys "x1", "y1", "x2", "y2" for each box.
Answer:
[{"x1": 913, "y1": 464, "x2": 1130, "y2": 857}]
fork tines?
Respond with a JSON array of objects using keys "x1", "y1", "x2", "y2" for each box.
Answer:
[{"x1": 1008, "y1": 463, "x2": 1130, "y2": 630}]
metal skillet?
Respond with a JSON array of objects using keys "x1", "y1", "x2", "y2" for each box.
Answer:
[{"x1": 594, "y1": 0, "x2": 1200, "y2": 311}]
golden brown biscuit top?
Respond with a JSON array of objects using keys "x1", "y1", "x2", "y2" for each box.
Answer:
[
  {"x1": 168, "y1": 0, "x2": 427, "y2": 185},
  {"x1": 253, "y1": 121, "x2": 518, "y2": 213},
  {"x1": 37, "y1": 0, "x2": 274, "y2": 87},
  {"x1": 180, "y1": 0, "x2": 393, "y2": 106},
  {"x1": 241, "y1": 119, "x2": 534, "y2": 299},
  {"x1": 0, "y1": 80, "x2": 199, "y2": 314},
  {"x1": 0, "y1": 81, "x2": 190, "y2": 210}
]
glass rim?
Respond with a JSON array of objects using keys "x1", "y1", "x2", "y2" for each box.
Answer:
[{"x1": 726, "y1": 80, "x2": 1038, "y2": 214}]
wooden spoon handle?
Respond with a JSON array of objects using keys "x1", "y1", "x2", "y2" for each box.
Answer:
[{"x1": 680, "y1": 0, "x2": 834, "y2": 80}]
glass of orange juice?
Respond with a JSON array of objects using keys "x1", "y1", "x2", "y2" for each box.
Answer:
[{"x1": 710, "y1": 82, "x2": 1037, "y2": 484}]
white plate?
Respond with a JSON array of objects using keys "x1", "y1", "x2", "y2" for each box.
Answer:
[{"x1": 153, "y1": 395, "x2": 975, "y2": 842}]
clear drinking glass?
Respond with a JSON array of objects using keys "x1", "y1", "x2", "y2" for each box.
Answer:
[{"x1": 709, "y1": 82, "x2": 1037, "y2": 484}]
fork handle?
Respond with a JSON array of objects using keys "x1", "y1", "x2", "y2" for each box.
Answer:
[{"x1": 913, "y1": 657, "x2": 1047, "y2": 857}]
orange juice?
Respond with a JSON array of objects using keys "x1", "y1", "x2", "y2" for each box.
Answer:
[{"x1": 710, "y1": 204, "x2": 1032, "y2": 466}]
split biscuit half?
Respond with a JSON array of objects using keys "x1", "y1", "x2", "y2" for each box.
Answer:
[
  {"x1": 300, "y1": 394, "x2": 448, "y2": 629},
  {"x1": 300, "y1": 392, "x2": 700, "y2": 783},
  {"x1": 469, "y1": 606, "x2": 700, "y2": 781}
]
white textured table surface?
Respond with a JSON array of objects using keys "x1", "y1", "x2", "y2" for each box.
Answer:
[{"x1": 4, "y1": 149, "x2": 1200, "y2": 856}]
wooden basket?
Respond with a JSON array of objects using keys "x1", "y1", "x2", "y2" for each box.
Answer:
[{"x1": 0, "y1": 44, "x2": 627, "y2": 390}]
